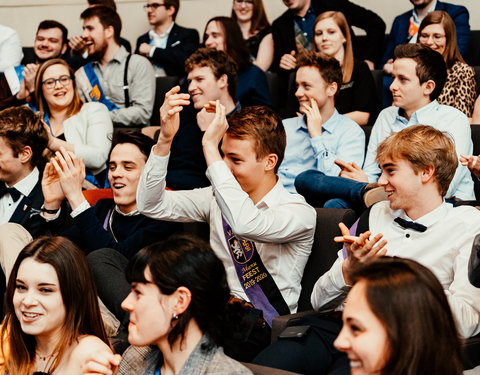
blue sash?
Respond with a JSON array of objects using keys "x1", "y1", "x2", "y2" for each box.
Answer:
[{"x1": 82, "y1": 63, "x2": 119, "y2": 111}]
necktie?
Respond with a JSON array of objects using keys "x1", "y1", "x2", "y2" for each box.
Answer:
[
  {"x1": 394, "y1": 217, "x2": 427, "y2": 232},
  {"x1": 0, "y1": 184, "x2": 21, "y2": 202}
]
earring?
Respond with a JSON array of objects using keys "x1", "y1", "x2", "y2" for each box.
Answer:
[{"x1": 172, "y1": 312, "x2": 179, "y2": 320}]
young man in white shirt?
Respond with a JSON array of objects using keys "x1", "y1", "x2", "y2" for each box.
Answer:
[
  {"x1": 255, "y1": 124, "x2": 480, "y2": 374},
  {"x1": 136, "y1": 93, "x2": 316, "y2": 361}
]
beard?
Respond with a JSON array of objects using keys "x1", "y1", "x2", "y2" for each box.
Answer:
[
  {"x1": 89, "y1": 39, "x2": 109, "y2": 61},
  {"x1": 411, "y1": 0, "x2": 434, "y2": 10}
]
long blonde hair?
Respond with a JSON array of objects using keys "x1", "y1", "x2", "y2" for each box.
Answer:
[{"x1": 313, "y1": 11, "x2": 354, "y2": 83}]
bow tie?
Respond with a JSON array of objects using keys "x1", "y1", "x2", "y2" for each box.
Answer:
[
  {"x1": 0, "y1": 184, "x2": 22, "y2": 203},
  {"x1": 394, "y1": 217, "x2": 427, "y2": 232}
]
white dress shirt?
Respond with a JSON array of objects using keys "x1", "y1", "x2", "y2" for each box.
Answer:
[
  {"x1": 363, "y1": 100, "x2": 474, "y2": 200},
  {"x1": 0, "y1": 168, "x2": 39, "y2": 225},
  {"x1": 311, "y1": 200, "x2": 480, "y2": 338},
  {"x1": 137, "y1": 151, "x2": 317, "y2": 313}
]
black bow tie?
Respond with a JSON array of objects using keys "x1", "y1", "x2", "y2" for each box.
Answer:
[
  {"x1": 0, "y1": 184, "x2": 21, "y2": 202},
  {"x1": 394, "y1": 217, "x2": 427, "y2": 232}
]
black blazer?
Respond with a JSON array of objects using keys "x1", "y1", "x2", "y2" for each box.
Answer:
[
  {"x1": 271, "y1": 0, "x2": 386, "y2": 71},
  {"x1": 9, "y1": 177, "x2": 45, "y2": 238},
  {"x1": 135, "y1": 23, "x2": 199, "y2": 77}
]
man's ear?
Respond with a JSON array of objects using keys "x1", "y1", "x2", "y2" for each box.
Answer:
[
  {"x1": 105, "y1": 25, "x2": 115, "y2": 41},
  {"x1": 264, "y1": 153, "x2": 278, "y2": 173},
  {"x1": 19, "y1": 146, "x2": 33, "y2": 165},
  {"x1": 173, "y1": 286, "x2": 192, "y2": 316},
  {"x1": 218, "y1": 73, "x2": 228, "y2": 91},
  {"x1": 423, "y1": 79, "x2": 436, "y2": 98},
  {"x1": 421, "y1": 165, "x2": 435, "y2": 184},
  {"x1": 327, "y1": 82, "x2": 338, "y2": 98},
  {"x1": 166, "y1": 5, "x2": 176, "y2": 19}
]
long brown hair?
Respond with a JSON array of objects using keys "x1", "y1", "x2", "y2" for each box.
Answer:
[
  {"x1": 0, "y1": 236, "x2": 109, "y2": 375},
  {"x1": 312, "y1": 11, "x2": 353, "y2": 83},
  {"x1": 34, "y1": 58, "x2": 83, "y2": 118},
  {"x1": 230, "y1": 0, "x2": 270, "y2": 37},
  {"x1": 351, "y1": 257, "x2": 463, "y2": 375},
  {"x1": 418, "y1": 10, "x2": 464, "y2": 69}
]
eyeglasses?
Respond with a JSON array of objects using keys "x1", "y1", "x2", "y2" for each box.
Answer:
[
  {"x1": 42, "y1": 75, "x2": 72, "y2": 90},
  {"x1": 143, "y1": 3, "x2": 166, "y2": 10},
  {"x1": 418, "y1": 33, "x2": 446, "y2": 43},
  {"x1": 234, "y1": 0, "x2": 254, "y2": 5}
]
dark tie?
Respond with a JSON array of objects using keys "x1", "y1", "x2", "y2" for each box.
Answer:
[
  {"x1": 0, "y1": 184, "x2": 21, "y2": 202},
  {"x1": 394, "y1": 217, "x2": 427, "y2": 232}
]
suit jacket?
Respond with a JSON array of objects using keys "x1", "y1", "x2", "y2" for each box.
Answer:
[
  {"x1": 271, "y1": 0, "x2": 386, "y2": 72},
  {"x1": 135, "y1": 23, "x2": 199, "y2": 77},
  {"x1": 9, "y1": 177, "x2": 44, "y2": 238},
  {"x1": 381, "y1": 1, "x2": 471, "y2": 66}
]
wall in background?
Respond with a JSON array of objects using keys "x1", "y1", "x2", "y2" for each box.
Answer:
[{"x1": 0, "y1": 0, "x2": 478, "y2": 47}]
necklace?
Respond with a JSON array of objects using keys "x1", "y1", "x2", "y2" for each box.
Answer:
[{"x1": 36, "y1": 351, "x2": 54, "y2": 362}]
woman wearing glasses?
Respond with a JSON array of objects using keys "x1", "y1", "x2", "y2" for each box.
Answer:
[
  {"x1": 34, "y1": 58, "x2": 113, "y2": 186},
  {"x1": 417, "y1": 11, "x2": 475, "y2": 117},
  {"x1": 231, "y1": 0, "x2": 273, "y2": 72}
]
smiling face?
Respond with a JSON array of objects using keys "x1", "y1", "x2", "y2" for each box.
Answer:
[
  {"x1": 13, "y1": 258, "x2": 66, "y2": 341},
  {"x1": 314, "y1": 17, "x2": 346, "y2": 61},
  {"x1": 41, "y1": 64, "x2": 74, "y2": 111},
  {"x1": 0, "y1": 136, "x2": 31, "y2": 186},
  {"x1": 204, "y1": 21, "x2": 226, "y2": 51},
  {"x1": 418, "y1": 23, "x2": 446, "y2": 56},
  {"x1": 146, "y1": 0, "x2": 173, "y2": 26},
  {"x1": 34, "y1": 27, "x2": 66, "y2": 62},
  {"x1": 187, "y1": 65, "x2": 225, "y2": 109},
  {"x1": 233, "y1": 0, "x2": 254, "y2": 23},
  {"x1": 334, "y1": 281, "x2": 389, "y2": 375},
  {"x1": 295, "y1": 66, "x2": 335, "y2": 113},
  {"x1": 282, "y1": 0, "x2": 310, "y2": 14},
  {"x1": 389, "y1": 58, "x2": 431, "y2": 115},
  {"x1": 108, "y1": 143, "x2": 147, "y2": 214},
  {"x1": 121, "y1": 267, "x2": 175, "y2": 347},
  {"x1": 82, "y1": 16, "x2": 110, "y2": 58}
]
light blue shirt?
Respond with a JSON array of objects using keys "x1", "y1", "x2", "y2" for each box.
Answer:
[
  {"x1": 279, "y1": 110, "x2": 365, "y2": 193},
  {"x1": 364, "y1": 100, "x2": 474, "y2": 200}
]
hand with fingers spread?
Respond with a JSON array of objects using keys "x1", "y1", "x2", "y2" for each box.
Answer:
[
  {"x1": 335, "y1": 159, "x2": 369, "y2": 182},
  {"x1": 41, "y1": 159, "x2": 65, "y2": 212},
  {"x1": 80, "y1": 350, "x2": 121, "y2": 375},
  {"x1": 334, "y1": 222, "x2": 387, "y2": 285},
  {"x1": 50, "y1": 147, "x2": 87, "y2": 210},
  {"x1": 460, "y1": 154, "x2": 480, "y2": 179},
  {"x1": 303, "y1": 98, "x2": 323, "y2": 138},
  {"x1": 156, "y1": 85, "x2": 190, "y2": 156},
  {"x1": 202, "y1": 100, "x2": 228, "y2": 166}
]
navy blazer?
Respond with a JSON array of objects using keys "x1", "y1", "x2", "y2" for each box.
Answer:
[
  {"x1": 381, "y1": 1, "x2": 471, "y2": 66},
  {"x1": 135, "y1": 23, "x2": 199, "y2": 77},
  {"x1": 9, "y1": 177, "x2": 45, "y2": 238},
  {"x1": 271, "y1": 0, "x2": 386, "y2": 72}
]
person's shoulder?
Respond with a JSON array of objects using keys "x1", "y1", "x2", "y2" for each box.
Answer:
[
  {"x1": 70, "y1": 335, "x2": 112, "y2": 363},
  {"x1": 375, "y1": 106, "x2": 399, "y2": 122},
  {"x1": 452, "y1": 61, "x2": 474, "y2": 74},
  {"x1": 437, "y1": 1, "x2": 469, "y2": 15},
  {"x1": 83, "y1": 101, "x2": 109, "y2": 113},
  {"x1": 271, "y1": 9, "x2": 291, "y2": 28},
  {"x1": 136, "y1": 31, "x2": 149, "y2": 43},
  {"x1": 172, "y1": 23, "x2": 199, "y2": 36},
  {"x1": 208, "y1": 348, "x2": 253, "y2": 374}
]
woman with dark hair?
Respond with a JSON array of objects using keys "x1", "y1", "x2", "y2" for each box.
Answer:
[
  {"x1": 417, "y1": 10, "x2": 476, "y2": 117},
  {"x1": 334, "y1": 257, "x2": 463, "y2": 375},
  {"x1": 34, "y1": 58, "x2": 113, "y2": 187},
  {"x1": 231, "y1": 0, "x2": 273, "y2": 72},
  {"x1": 0, "y1": 236, "x2": 112, "y2": 374},
  {"x1": 81, "y1": 234, "x2": 252, "y2": 374},
  {"x1": 312, "y1": 11, "x2": 378, "y2": 125},
  {"x1": 204, "y1": 16, "x2": 272, "y2": 108}
]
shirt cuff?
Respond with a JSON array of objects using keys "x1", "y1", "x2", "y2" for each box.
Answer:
[
  {"x1": 206, "y1": 160, "x2": 232, "y2": 186},
  {"x1": 144, "y1": 148, "x2": 170, "y2": 178},
  {"x1": 149, "y1": 46, "x2": 156, "y2": 57},
  {"x1": 70, "y1": 200, "x2": 91, "y2": 218},
  {"x1": 310, "y1": 136, "x2": 328, "y2": 157}
]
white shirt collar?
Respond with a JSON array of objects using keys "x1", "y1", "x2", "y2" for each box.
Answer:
[{"x1": 10, "y1": 167, "x2": 39, "y2": 197}]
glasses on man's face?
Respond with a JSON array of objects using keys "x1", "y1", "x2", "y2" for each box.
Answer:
[
  {"x1": 143, "y1": 3, "x2": 166, "y2": 10},
  {"x1": 234, "y1": 0, "x2": 254, "y2": 5},
  {"x1": 418, "y1": 33, "x2": 446, "y2": 43},
  {"x1": 42, "y1": 75, "x2": 72, "y2": 90}
]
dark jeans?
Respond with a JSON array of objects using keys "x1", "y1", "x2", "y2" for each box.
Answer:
[
  {"x1": 295, "y1": 170, "x2": 368, "y2": 211},
  {"x1": 253, "y1": 315, "x2": 349, "y2": 375}
]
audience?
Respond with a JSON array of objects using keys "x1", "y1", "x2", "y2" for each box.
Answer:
[
  {"x1": 418, "y1": 10, "x2": 476, "y2": 117},
  {"x1": 0, "y1": 236, "x2": 112, "y2": 374},
  {"x1": 82, "y1": 234, "x2": 253, "y2": 375},
  {"x1": 254, "y1": 124, "x2": 480, "y2": 374},
  {"x1": 295, "y1": 43, "x2": 475, "y2": 210},
  {"x1": 136, "y1": 0, "x2": 199, "y2": 78},
  {"x1": 136, "y1": 103, "x2": 316, "y2": 361},
  {"x1": 164, "y1": 48, "x2": 238, "y2": 190},
  {"x1": 75, "y1": 6, "x2": 155, "y2": 127},
  {"x1": 0, "y1": 107, "x2": 48, "y2": 239},
  {"x1": 204, "y1": 16, "x2": 272, "y2": 108},
  {"x1": 278, "y1": 51, "x2": 365, "y2": 193},
  {"x1": 335, "y1": 257, "x2": 463, "y2": 375},
  {"x1": 1, "y1": 20, "x2": 69, "y2": 109},
  {"x1": 34, "y1": 58, "x2": 113, "y2": 187},
  {"x1": 231, "y1": 0, "x2": 273, "y2": 72}
]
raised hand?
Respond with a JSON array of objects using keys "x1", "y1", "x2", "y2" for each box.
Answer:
[
  {"x1": 334, "y1": 222, "x2": 387, "y2": 285},
  {"x1": 16, "y1": 64, "x2": 38, "y2": 100},
  {"x1": 41, "y1": 160, "x2": 65, "y2": 211},
  {"x1": 335, "y1": 159, "x2": 369, "y2": 182},
  {"x1": 303, "y1": 98, "x2": 323, "y2": 138},
  {"x1": 138, "y1": 42, "x2": 153, "y2": 57},
  {"x1": 460, "y1": 154, "x2": 480, "y2": 179},
  {"x1": 202, "y1": 100, "x2": 228, "y2": 166},
  {"x1": 279, "y1": 51, "x2": 297, "y2": 71}
]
